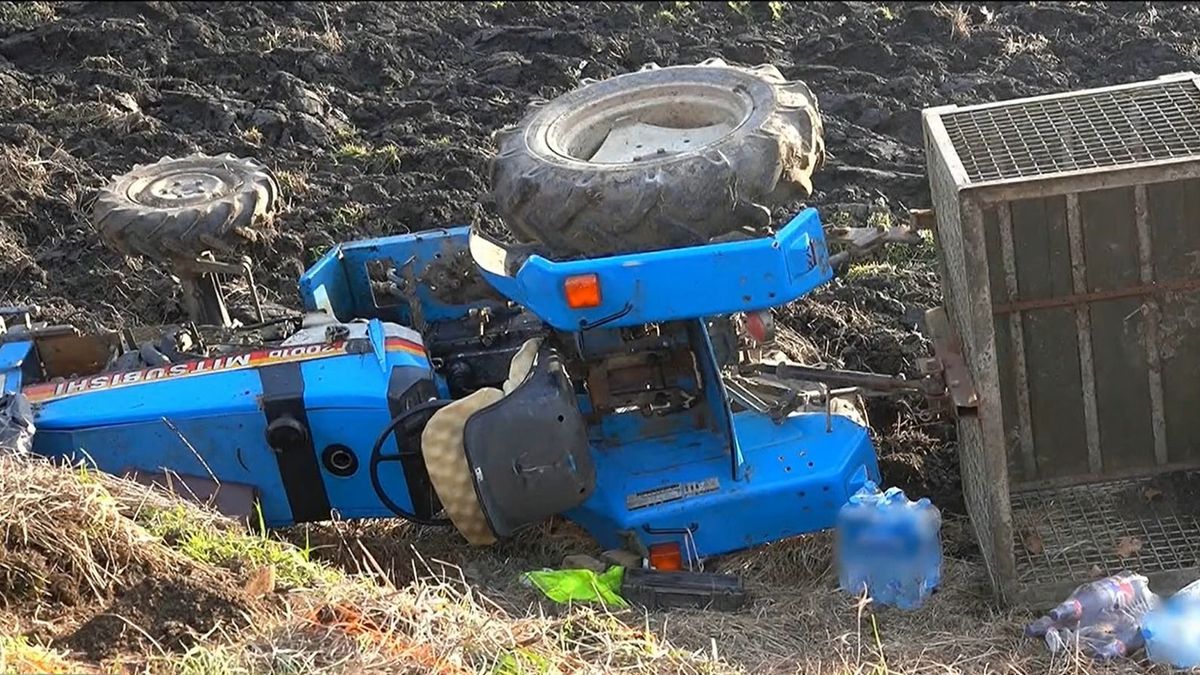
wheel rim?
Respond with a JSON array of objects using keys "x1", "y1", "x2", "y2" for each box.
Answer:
[
  {"x1": 547, "y1": 82, "x2": 754, "y2": 165},
  {"x1": 127, "y1": 166, "x2": 240, "y2": 208}
]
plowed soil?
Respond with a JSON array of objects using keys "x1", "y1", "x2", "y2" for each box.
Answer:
[{"x1": 4, "y1": 1, "x2": 1199, "y2": 510}]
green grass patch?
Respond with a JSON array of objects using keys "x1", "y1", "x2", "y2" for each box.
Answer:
[
  {"x1": 494, "y1": 648, "x2": 555, "y2": 675},
  {"x1": 842, "y1": 261, "x2": 901, "y2": 282},
  {"x1": 139, "y1": 504, "x2": 339, "y2": 589},
  {"x1": 160, "y1": 644, "x2": 252, "y2": 675},
  {"x1": 882, "y1": 228, "x2": 937, "y2": 266},
  {"x1": 333, "y1": 203, "x2": 369, "y2": 229},
  {"x1": 365, "y1": 143, "x2": 401, "y2": 172},
  {"x1": 332, "y1": 124, "x2": 359, "y2": 142},
  {"x1": 275, "y1": 169, "x2": 310, "y2": 195},
  {"x1": 335, "y1": 142, "x2": 401, "y2": 172},
  {"x1": 335, "y1": 142, "x2": 369, "y2": 159}
]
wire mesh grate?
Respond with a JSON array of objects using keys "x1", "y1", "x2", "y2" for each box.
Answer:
[
  {"x1": 1010, "y1": 473, "x2": 1200, "y2": 585},
  {"x1": 940, "y1": 80, "x2": 1200, "y2": 183}
]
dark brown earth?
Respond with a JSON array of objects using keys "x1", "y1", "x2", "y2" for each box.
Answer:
[
  {"x1": 57, "y1": 574, "x2": 256, "y2": 661},
  {"x1": 4, "y1": 1, "x2": 1200, "y2": 511}
]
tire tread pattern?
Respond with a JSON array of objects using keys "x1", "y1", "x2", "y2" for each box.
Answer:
[{"x1": 93, "y1": 153, "x2": 280, "y2": 261}]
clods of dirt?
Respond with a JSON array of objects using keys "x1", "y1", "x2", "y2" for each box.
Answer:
[
  {"x1": 58, "y1": 574, "x2": 257, "y2": 661},
  {"x1": 4, "y1": 2, "x2": 1198, "y2": 329},
  {"x1": 5, "y1": 2, "x2": 1199, "y2": 518},
  {"x1": 0, "y1": 454, "x2": 267, "y2": 667},
  {"x1": 0, "y1": 549, "x2": 83, "y2": 609}
]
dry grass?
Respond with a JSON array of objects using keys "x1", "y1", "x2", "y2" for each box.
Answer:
[
  {"x1": 933, "y1": 4, "x2": 974, "y2": 41},
  {"x1": 0, "y1": 1, "x2": 56, "y2": 27},
  {"x1": 0, "y1": 456, "x2": 716, "y2": 673},
  {"x1": 0, "y1": 454, "x2": 1167, "y2": 674},
  {"x1": 1002, "y1": 33, "x2": 1051, "y2": 57},
  {"x1": 274, "y1": 168, "x2": 311, "y2": 196},
  {"x1": 0, "y1": 458, "x2": 198, "y2": 606},
  {"x1": 184, "y1": 566, "x2": 721, "y2": 674},
  {"x1": 0, "y1": 635, "x2": 85, "y2": 674},
  {"x1": 291, "y1": 519, "x2": 1162, "y2": 675},
  {"x1": 241, "y1": 127, "x2": 264, "y2": 146},
  {"x1": 0, "y1": 144, "x2": 53, "y2": 207},
  {"x1": 0, "y1": 136, "x2": 92, "y2": 227},
  {"x1": 252, "y1": 13, "x2": 344, "y2": 54}
]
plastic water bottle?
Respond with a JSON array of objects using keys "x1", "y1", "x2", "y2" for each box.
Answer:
[
  {"x1": 835, "y1": 485, "x2": 880, "y2": 598},
  {"x1": 1046, "y1": 613, "x2": 1145, "y2": 662},
  {"x1": 1142, "y1": 579, "x2": 1200, "y2": 668},
  {"x1": 835, "y1": 481, "x2": 941, "y2": 610},
  {"x1": 1026, "y1": 572, "x2": 1158, "y2": 662},
  {"x1": 1032, "y1": 572, "x2": 1155, "y2": 630}
]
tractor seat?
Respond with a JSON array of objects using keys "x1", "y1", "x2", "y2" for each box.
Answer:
[{"x1": 421, "y1": 338, "x2": 593, "y2": 545}]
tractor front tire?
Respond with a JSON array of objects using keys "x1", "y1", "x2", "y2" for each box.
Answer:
[
  {"x1": 489, "y1": 59, "x2": 825, "y2": 258},
  {"x1": 93, "y1": 153, "x2": 281, "y2": 261}
]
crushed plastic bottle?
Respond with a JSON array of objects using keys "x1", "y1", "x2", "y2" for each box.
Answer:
[
  {"x1": 1030, "y1": 571, "x2": 1157, "y2": 630},
  {"x1": 835, "y1": 481, "x2": 941, "y2": 610},
  {"x1": 1045, "y1": 612, "x2": 1145, "y2": 662},
  {"x1": 1141, "y1": 579, "x2": 1200, "y2": 668},
  {"x1": 1026, "y1": 571, "x2": 1158, "y2": 662}
]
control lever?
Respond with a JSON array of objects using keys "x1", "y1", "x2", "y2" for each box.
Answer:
[{"x1": 728, "y1": 359, "x2": 953, "y2": 420}]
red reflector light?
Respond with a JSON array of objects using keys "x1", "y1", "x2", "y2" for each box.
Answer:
[{"x1": 745, "y1": 310, "x2": 776, "y2": 344}]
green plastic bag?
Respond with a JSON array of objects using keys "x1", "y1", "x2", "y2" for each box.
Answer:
[{"x1": 523, "y1": 565, "x2": 627, "y2": 607}]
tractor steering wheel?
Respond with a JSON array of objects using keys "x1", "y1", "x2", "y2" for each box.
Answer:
[{"x1": 368, "y1": 399, "x2": 453, "y2": 527}]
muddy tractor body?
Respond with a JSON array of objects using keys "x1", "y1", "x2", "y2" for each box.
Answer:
[{"x1": 4, "y1": 208, "x2": 883, "y2": 561}]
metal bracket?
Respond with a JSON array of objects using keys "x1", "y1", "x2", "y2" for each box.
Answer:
[
  {"x1": 724, "y1": 373, "x2": 805, "y2": 423},
  {"x1": 0, "y1": 305, "x2": 36, "y2": 336},
  {"x1": 923, "y1": 306, "x2": 979, "y2": 409},
  {"x1": 760, "y1": 363, "x2": 945, "y2": 397},
  {"x1": 826, "y1": 226, "x2": 924, "y2": 268},
  {"x1": 175, "y1": 254, "x2": 264, "y2": 328},
  {"x1": 728, "y1": 355, "x2": 957, "y2": 425},
  {"x1": 908, "y1": 208, "x2": 937, "y2": 231}
]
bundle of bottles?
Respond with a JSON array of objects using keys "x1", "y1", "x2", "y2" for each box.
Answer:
[
  {"x1": 835, "y1": 482, "x2": 942, "y2": 611},
  {"x1": 1025, "y1": 572, "x2": 1200, "y2": 666}
]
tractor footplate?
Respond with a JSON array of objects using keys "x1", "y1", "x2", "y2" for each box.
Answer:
[{"x1": 568, "y1": 407, "x2": 879, "y2": 560}]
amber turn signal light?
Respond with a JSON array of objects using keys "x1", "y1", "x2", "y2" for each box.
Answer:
[
  {"x1": 564, "y1": 273, "x2": 602, "y2": 309},
  {"x1": 648, "y1": 542, "x2": 683, "y2": 571}
]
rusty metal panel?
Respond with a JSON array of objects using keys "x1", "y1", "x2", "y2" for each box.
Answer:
[
  {"x1": 1078, "y1": 187, "x2": 1157, "y2": 473},
  {"x1": 1147, "y1": 179, "x2": 1200, "y2": 466},
  {"x1": 981, "y1": 206, "x2": 1025, "y2": 483},
  {"x1": 1010, "y1": 196, "x2": 1092, "y2": 480}
]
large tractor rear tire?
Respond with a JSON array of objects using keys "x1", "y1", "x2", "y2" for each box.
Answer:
[
  {"x1": 93, "y1": 153, "x2": 280, "y2": 261},
  {"x1": 489, "y1": 59, "x2": 825, "y2": 258}
]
